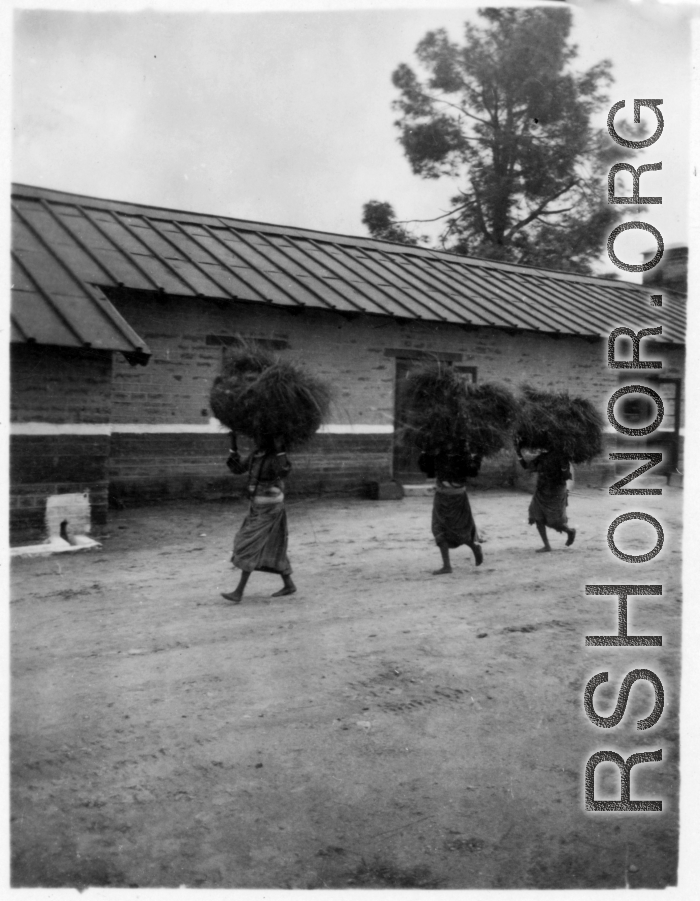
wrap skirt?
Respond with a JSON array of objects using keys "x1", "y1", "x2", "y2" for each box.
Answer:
[
  {"x1": 432, "y1": 487, "x2": 478, "y2": 549},
  {"x1": 232, "y1": 500, "x2": 292, "y2": 575},
  {"x1": 528, "y1": 483, "x2": 569, "y2": 531}
]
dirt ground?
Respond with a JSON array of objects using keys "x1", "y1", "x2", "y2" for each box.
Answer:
[{"x1": 11, "y1": 486, "x2": 682, "y2": 889}]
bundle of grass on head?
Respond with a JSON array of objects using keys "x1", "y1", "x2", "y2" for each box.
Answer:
[
  {"x1": 514, "y1": 385, "x2": 603, "y2": 464},
  {"x1": 210, "y1": 341, "x2": 332, "y2": 449},
  {"x1": 401, "y1": 361, "x2": 517, "y2": 457},
  {"x1": 463, "y1": 381, "x2": 519, "y2": 456}
]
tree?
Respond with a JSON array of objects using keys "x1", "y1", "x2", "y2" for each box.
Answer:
[
  {"x1": 361, "y1": 201, "x2": 425, "y2": 246},
  {"x1": 364, "y1": 7, "x2": 635, "y2": 274}
]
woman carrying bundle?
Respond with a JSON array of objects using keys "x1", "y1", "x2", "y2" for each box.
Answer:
[
  {"x1": 402, "y1": 363, "x2": 515, "y2": 573},
  {"x1": 516, "y1": 443, "x2": 576, "y2": 552},
  {"x1": 514, "y1": 386, "x2": 602, "y2": 553},
  {"x1": 221, "y1": 433, "x2": 297, "y2": 603},
  {"x1": 210, "y1": 343, "x2": 331, "y2": 604},
  {"x1": 419, "y1": 442, "x2": 484, "y2": 574}
]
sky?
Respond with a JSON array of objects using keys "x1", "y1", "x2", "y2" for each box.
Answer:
[{"x1": 10, "y1": 0, "x2": 697, "y2": 276}]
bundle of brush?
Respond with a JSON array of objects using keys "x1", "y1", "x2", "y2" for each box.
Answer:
[
  {"x1": 462, "y1": 381, "x2": 519, "y2": 456},
  {"x1": 514, "y1": 385, "x2": 603, "y2": 464},
  {"x1": 210, "y1": 343, "x2": 332, "y2": 449},
  {"x1": 401, "y1": 362, "x2": 517, "y2": 457}
]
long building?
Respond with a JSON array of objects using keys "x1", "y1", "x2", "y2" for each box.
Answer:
[{"x1": 10, "y1": 184, "x2": 686, "y2": 546}]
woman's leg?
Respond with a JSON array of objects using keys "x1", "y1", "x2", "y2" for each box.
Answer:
[
  {"x1": 468, "y1": 541, "x2": 484, "y2": 566},
  {"x1": 221, "y1": 570, "x2": 251, "y2": 603},
  {"x1": 433, "y1": 543, "x2": 452, "y2": 575},
  {"x1": 535, "y1": 522, "x2": 551, "y2": 552}
]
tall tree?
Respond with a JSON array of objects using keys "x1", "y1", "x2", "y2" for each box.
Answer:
[{"x1": 364, "y1": 7, "x2": 631, "y2": 274}]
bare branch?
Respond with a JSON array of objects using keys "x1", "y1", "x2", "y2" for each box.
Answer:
[
  {"x1": 394, "y1": 201, "x2": 473, "y2": 226},
  {"x1": 424, "y1": 93, "x2": 491, "y2": 126},
  {"x1": 536, "y1": 206, "x2": 575, "y2": 216},
  {"x1": 505, "y1": 182, "x2": 577, "y2": 238}
]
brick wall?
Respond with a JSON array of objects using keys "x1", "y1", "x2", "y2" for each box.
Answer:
[
  {"x1": 109, "y1": 292, "x2": 620, "y2": 426},
  {"x1": 10, "y1": 345, "x2": 113, "y2": 544},
  {"x1": 108, "y1": 432, "x2": 393, "y2": 504},
  {"x1": 11, "y1": 344, "x2": 113, "y2": 424},
  {"x1": 105, "y1": 291, "x2": 683, "y2": 499}
]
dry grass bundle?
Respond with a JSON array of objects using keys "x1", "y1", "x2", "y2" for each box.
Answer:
[
  {"x1": 401, "y1": 363, "x2": 517, "y2": 457},
  {"x1": 464, "y1": 381, "x2": 520, "y2": 456},
  {"x1": 402, "y1": 363, "x2": 463, "y2": 451},
  {"x1": 210, "y1": 343, "x2": 331, "y2": 449},
  {"x1": 514, "y1": 385, "x2": 603, "y2": 464}
]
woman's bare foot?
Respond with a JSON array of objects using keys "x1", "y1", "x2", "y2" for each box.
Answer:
[
  {"x1": 223, "y1": 571, "x2": 250, "y2": 603},
  {"x1": 536, "y1": 546, "x2": 552, "y2": 553},
  {"x1": 565, "y1": 528, "x2": 576, "y2": 546},
  {"x1": 435, "y1": 544, "x2": 451, "y2": 574},
  {"x1": 272, "y1": 577, "x2": 297, "y2": 597}
]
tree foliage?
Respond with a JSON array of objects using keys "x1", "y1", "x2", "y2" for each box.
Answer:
[
  {"x1": 361, "y1": 201, "x2": 425, "y2": 246},
  {"x1": 364, "y1": 7, "x2": 634, "y2": 274}
]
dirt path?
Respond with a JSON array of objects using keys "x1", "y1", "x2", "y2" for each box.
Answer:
[{"x1": 11, "y1": 488, "x2": 681, "y2": 888}]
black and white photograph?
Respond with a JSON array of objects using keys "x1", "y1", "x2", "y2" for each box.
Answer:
[{"x1": 7, "y1": 0, "x2": 698, "y2": 892}]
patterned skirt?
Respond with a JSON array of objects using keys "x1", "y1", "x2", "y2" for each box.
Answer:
[
  {"x1": 432, "y1": 488, "x2": 478, "y2": 549},
  {"x1": 232, "y1": 500, "x2": 292, "y2": 575}
]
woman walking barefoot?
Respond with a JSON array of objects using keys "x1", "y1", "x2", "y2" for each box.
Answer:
[
  {"x1": 221, "y1": 434, "x2": 297, "y2": 603},
  {"x1": 517, "y1": 443, "x2": 576, "y2": 552},
  {"x1": 419, "y1": 443, "x2": 484, "y2": 573}
]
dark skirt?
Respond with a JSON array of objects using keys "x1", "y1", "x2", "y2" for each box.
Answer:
[
  {"x1": 432, "y1": 489, "x2": 477, "y2": 549},
  {"x1": 528, "y1": 483, "x2": 568, "y2": 531},
  {"x1": 232, "y1": 502, "x2": 292, "y2": 575}
]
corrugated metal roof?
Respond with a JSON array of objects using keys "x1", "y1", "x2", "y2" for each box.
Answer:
[
  {"x1": 11, "y1": 183, "x2": 685, "y2": 346},
  {"x1": 11, "y1": 190, "x2": 151, "y2": 360}
]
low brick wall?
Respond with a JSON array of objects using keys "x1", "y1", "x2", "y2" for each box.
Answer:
[{"x1": 108, "y1": 432, "x2": 394, "y2": 504}]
